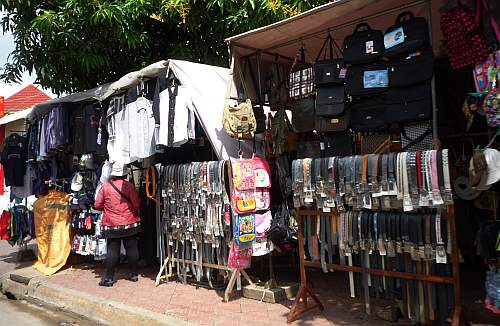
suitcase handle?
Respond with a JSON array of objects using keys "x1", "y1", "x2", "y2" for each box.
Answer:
[
  {"x1": 354, "y1": 23, "x2": 373, "y2": 32},
  {"x1": 395, "y1": 11, "x2": 415, "y2": 23}
]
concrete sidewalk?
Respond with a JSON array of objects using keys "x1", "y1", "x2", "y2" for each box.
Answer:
[{"x1": 1, "y1": 262, "x2": 395, "y2": 326}]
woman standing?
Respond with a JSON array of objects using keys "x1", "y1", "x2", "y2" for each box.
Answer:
[{"x1": 95, "y1": 164, "x2": 141, "y2": 286}]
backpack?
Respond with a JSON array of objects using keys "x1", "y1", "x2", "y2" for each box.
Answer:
[
  {"x1": 440, "y1": 3, "x2": 489, "y2": 70},
  {"x1": 223, "y1": 57, "x2": 256, "y2": 139},
  {"x1": 266, "y1": 203, "x2": 296, "y2": 251},
  {"x1": 271, "y1": 109, "x2": 291, "y2": 156}
]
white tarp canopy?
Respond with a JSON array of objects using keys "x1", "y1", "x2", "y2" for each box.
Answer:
[
  {"x1": 27, "y1": 59, "x2": 254, "y2": 160},
  {"x1": 227, "y1": 0, "x2": 448, "y2": 61},
  {"x1": 0, "y1": 107, "x2": 33, "y2": 125}
]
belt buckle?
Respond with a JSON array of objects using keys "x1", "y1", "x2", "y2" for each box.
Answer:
[
  {"x1": 410, "y1": 245, "x2": 420, "y2": 261},
  {"x1": 386, "y1": 241, "x2": 396, "y2": 257},
  {"x1": 436, "y1": 245, "x2": 447, "y2": 264},
  {"x1": 424, "y1": 244, "x2": 432, "y2": 260},
  {"x1": 396, "y1": 241, "x2": 403, "y2": 254}
]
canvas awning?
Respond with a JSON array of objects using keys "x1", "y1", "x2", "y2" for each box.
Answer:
[
  {"x1": 0, "y1": 107, "x2": 33, "y2": 125},
  {"x1": 227, "y1": 0, "x2": 448, "y2": 61}
]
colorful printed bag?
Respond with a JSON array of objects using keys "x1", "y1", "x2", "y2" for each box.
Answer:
[{"x1": 233, "y1": 214, "x2": 256, "y2": 245}]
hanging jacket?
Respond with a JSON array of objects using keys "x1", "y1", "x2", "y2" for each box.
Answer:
[{"x1": 94, "y1": 179, "x2": 140, "y2": 227}]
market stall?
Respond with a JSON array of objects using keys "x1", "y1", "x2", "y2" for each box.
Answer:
[{"x1": 225, "y1": 0, "x2": 500, "y2": 324}]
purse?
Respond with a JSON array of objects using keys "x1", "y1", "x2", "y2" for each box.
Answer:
[
  {"x1": 385, "y1": 82, "x2": 432, "y2": 124},
  {"x1": 345, "y1": 61, "x2": 389, "y2": 97},
  {"x1": 315, "y1": 85, "x2": 345, "y2": 117},
  {"x1": 384, "y1": 12, "x2": 430, "y2": 58},
  {"x1": 291, "y1": 98, "x2": 315, "y2": 132},
  {"x1": 289, "y1": 46, "x2": 314, "y2": 100},
  {"x1": 314, "y1": 33, "x2": 346, "y2": 86},
  {"x1": 343, "y1": 23, "x2": 384, "y2": 64},
  {"x1": 388, "y1": 50, "x2": 434, "y2": 87},
  {"x1": 322, "y1": 132, "x2": 354, "y2": 157},
  {"x1": 223, "y1": 57, "x2": 257, "y2": 139},
  {"x1": 350, "y1": 95, "x2": 387, "y2": 131},
  {"x1": 297, "y1": 139, "x2": 321, "y2": 159},
  {"x1": 315, "y1": 107, "x2": 350, "y2": 132}
]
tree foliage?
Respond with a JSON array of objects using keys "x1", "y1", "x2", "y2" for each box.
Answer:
[{"x1": 0, "y1": 0, "x2": 328, "y2": 94}]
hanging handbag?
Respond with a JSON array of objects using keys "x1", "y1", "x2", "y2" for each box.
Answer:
[
  {"x1": 291, "y1": 98, "x2": 315, "y2": 132},
  {"x1": 400, "y1": 121, "x2": 433, "y2": 151},
  {"x1": 289, "y1": 46, "x2": 314, "y2": 100},
  {"x1": 345, "y1": 61, "x2": 389, "y2": 97},
  {"x1": 440, "y1": 3, "x2": 489, "y2": 70},
  {"x1": 314, "y1": 33, "x2": 346, "y2": 86},
  {"x1": 266, "y1": 57, "x2": 289, "y2": 111},
  {"x1": 350, "y1": 95, "x2": 387, "y2": 131},
  {"x1": 233, "y1": 214, "x2": 257, "y2": 245},
  {"x1": 388, "y1": 50, "x2": 434, "y2": 87},
  {"x1": 384, "y1": 12, "x2": 430, "y2": 58},
  {"x1": 322, "y1": 132, "x2": 354, "y2": 157},
  {"x1": 343, "y1": 23, "x2": 384, "y2": 64},
  {"x1": 315, "y1": 85, "x2": 345, "y2": 117},
  {"x1": 297, "y1": 139, "x2": 321, "y2": 159},
  {"x1": 315, "y1": 107, "x2": 350, "y2": 132},
  {"x1": 385, "y1": 82, "x2": 432, "y2": 124},
  {"x1": 223, "y1": 56, "x2": 257, "y2": 139}
]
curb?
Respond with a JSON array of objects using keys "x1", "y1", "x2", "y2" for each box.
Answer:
[{"x1": 1, "y1": 270, "x2": 193, "y2": 326}]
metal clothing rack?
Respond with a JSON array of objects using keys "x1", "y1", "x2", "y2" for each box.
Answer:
[{"x1": 287, "y1": 206, "x2": 462, "y2": 325}]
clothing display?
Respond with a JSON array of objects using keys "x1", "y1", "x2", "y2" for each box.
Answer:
[
  {"x1": 0, "y1": 205, "x2": 35, "y2": 245},
  {"x1": 0, "y1": 133, "x2": 27, "y2": 187}
]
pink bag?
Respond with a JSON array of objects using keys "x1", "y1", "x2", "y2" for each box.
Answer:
[
  {"x1": 255, "y1": 211, "x2": 272, "y2": 238},
  {"x1": 227, "y1": 240, "x2": 253, "y2": 269},
  {"x1": 255, "y1": 189, "x2": 270, "y2": 211},
  {"x1": 251, "y1": 155, "x2": 271, "y2": 188}
]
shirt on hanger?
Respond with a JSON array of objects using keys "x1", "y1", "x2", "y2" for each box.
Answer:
[{"x1": 158, "y1": 85, "x2": 196, "y2": 148}]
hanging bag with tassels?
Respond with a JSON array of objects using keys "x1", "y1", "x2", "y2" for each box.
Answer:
[{"x1": 223, "y1": 56, "x2": 257, "y2": 139}]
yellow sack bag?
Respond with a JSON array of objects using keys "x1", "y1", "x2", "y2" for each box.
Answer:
[{"x1": 33, "y1": 190, "x2": 72, "y2": 275}]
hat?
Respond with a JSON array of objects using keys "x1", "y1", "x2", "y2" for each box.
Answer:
[
  {"x1": 454, "y1": 176, "x2": 482, "y2": 200},
  {"x1": 110, "y1": 163, "x2": 129, "y2": 177},
  {"x1": 79, "y1": 154, "x2": 95, "y2": 170},
  {"x1": 71, "y1": 172, "x2": 83, "y2": 192},
  {"x1": 469, "y1": 150, "x2": 487, "y2": 189},
  {"x1": 483, "y1": 148, "x2": 500, "y2": 186}
]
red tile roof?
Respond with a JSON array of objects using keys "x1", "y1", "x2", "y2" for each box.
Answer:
[{"x1": 4, "y1": 84, "x2": 52, "y2": 112}]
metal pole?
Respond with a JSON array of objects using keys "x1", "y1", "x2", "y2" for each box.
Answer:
[{"x1": 426, "y1": 0, "x2": 439, "y2": 142}]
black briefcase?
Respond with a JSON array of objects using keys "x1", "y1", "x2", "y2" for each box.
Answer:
[
  {"x1": 345, "y1": 61, "x2": 389, "y2": 97},
  {"x1": 323, "y1": 131, "x2": 354, "y2": 157},
  {"x1": 388, "y1": 50, "x2": 434, "y2": 87},
  {"x1": 314, "y1": 34, "x2": 346, "y2": 86},
  {"x1": 343, "y1": 23, "x2": 384, "y2": 64},
  {"x1": 350, "y1": 95, "x2": 387, "y2": 131},
  {"x1": 316, "y1": 86, "x2": 345, "y2": 117},
  {"x1": 315, "y1": 107, "x2": 350, "y2": 132},
  {"x1": 384, "y1": 12, "x2": 430, "y2": 58},
  {"x1": 291, "y1": 98, "x2": 315, "y2": 133},
  {"x1": 386, "y1": 83, "x2": 432, "y2": 124}
]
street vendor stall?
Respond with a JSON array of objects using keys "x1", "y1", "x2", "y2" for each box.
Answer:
[{"x1": 225, "y1": 0, "x2": 500, "y2": 324}]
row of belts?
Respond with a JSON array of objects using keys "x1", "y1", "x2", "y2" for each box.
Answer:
[
  {"x1": 291, "y1": 150, "x2": 453, "y2": 211},
  {"x1": 333, "y1": 210, "x2": 449, "y2": 264},
  {"x1": 161, "y1": 161, "x2": 230, "y2": 285}
]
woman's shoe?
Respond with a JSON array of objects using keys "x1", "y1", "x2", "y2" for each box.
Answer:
[
  {"x1": 127, "y1": 273, "x2": 139, "y2": 282},
  {"x1": 99, "y1": 278, "x2": 114, "y2": 287}
]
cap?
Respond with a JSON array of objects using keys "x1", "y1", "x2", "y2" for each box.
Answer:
[
  {"x1": 483, "y1": 148, "x2": 500, "y2": 186},
  {"x1": 71, "y1": 172, "x2": 83, "y2": 192},
  {"x1": 454, "y1": 176, "x2": 482, "y2": 200},
  {"x1": 469, "y1": 150, "x2": 489, "y2": 190}
]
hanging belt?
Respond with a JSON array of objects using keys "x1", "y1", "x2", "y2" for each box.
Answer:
[
  {"x1": 435, "y1": 211, "x2": 447, "y2": 264},
  {"x1": 442, "y1": 149, "x2": 453, "y2": 204},
  {"x1": 430, "y1": 150, "x2": 444, "y2": 206},
  {"x1": 146, "y1": 166, "x2": 161, "y2": 204}
]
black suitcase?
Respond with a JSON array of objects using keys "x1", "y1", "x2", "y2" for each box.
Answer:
[
  {"x1": 316, "y1": 86, "x2": 345, "y2": 117},
  {"x1": 343, "y1": 23, "x2": 384, "y2": 64},
  {"x1": 315, "y1": 108, "x2": 350, "y2": 132},
  {"x1": 385, "y1": 83, "x2": 432, "y2": 124},
  {"x1": 291, "y1": 98, "x2": 315, "y2": 132},
  {"x1": 350, "y1": 95, "x2": 387, "y2": 131},
  {"x1": 345, "y1": 61, "x2": 389, "y2": 97},
  {"x1": 314, "y1": 34, "x2": 346, "y2": 86},
  {"x1": 388, "y1": 50, "x2": 434, "y2": 87},
  {"x1": 384, "y1": 12, "x2": 430, "y2": 58}
]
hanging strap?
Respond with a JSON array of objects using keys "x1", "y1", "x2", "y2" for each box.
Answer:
[
  {"x1": 146, "y1": 166, "x2": 161, "y2": 205},
  {"x1": 476, "y1": 0, "x2": 500, "y2": 44},
  {"x1": 315, "y1": 33, "x2": 344, "y2": 62}
]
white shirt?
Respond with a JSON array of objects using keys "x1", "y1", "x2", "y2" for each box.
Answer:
[
  {"x1": 158, "y1": 85, "x2": 196, "y2": 147},
  {"x1": 128, "y1": 96, "x2": 156, "y2": 160}
]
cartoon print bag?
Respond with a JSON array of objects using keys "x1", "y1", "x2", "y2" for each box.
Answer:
[
  {"x1": 233, "y1": 214, "x2": 256, "y2": 245},
  {"x1": 233, "y1": 159, "x2": 255, "y2": 191},
  {"x1": 233, "y1": 189, "x2": 256, "y2": 214},
  {"x1": 255, "y1": 189, "x2": 270, "y2": 211},
  {"x1": 484, "y1": 89, "x2": 500, "y2": 127},
  {"x1": 255, "y1": 211, "x2": 272, "y2": 238},
  {"x1": 251, "y1": 155, "x2": 271, "y2": 188}
]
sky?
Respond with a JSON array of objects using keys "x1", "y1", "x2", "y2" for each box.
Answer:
[{"x1": 0, "y1": 12, "x2": 54, "y2": 99}]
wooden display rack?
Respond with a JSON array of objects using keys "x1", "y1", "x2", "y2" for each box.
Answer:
[{"x1": 287, "y1": 207, "x2": 462, "y2": 325}]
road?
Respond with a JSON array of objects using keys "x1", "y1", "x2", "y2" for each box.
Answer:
[{"x1": 0, "y1": 294, "x2": 95, "y2": 325}]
